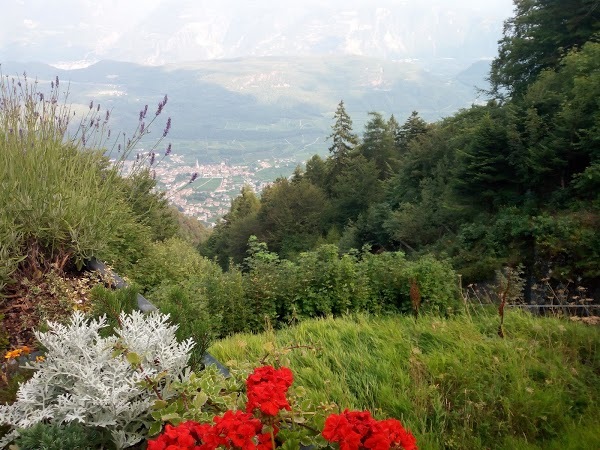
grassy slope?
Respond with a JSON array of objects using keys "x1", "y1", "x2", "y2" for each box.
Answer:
[{"x1": 210, "y1": 311, "x2": 600, "y2": 450}]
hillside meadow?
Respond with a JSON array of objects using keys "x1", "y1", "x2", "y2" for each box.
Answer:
[{"x1": 210, "y1": 311, "x2": 600, "y2": 450}]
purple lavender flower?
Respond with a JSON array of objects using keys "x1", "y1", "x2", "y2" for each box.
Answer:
[
  {"x1": 39, "y1": 93, "x2": 44, "y2": 101},
  {"x1": 118, "y1": 143, "x2": 121, "y2": 152},
  {"x1": 51, "y1": 81, "x2": 54, "y2": 89},
  {"x1": 155, "y1": 94, "x2": 168, "y2": 116},
  {"x1": 150, "y1": 152, "x2": 156, "y2": 166},
  {"x1": 105, "y1": 110, "x2": 110, "y2": 122},
  {"x1": 139, "y1": 110, "x2": 144, "y2": 122},
  {"x1": 189, "y1": 172, "x2": 198, "y2": 184},
  {"x1": 140, "y1": 122, "x2": 145, "y2": 134},
  {"x1": 163, "y1": 117, "x2": 171, "y2": 137},
  {"x1": 143, "y1": 104, "x2": 148, "y2": 118},
  {"x1": 89, "y1": 101, "x2": 93, "y2": 110},
  {"x1": 97, "y1": 103, "x2": 101, "y2": 112},
  {"x1": 108, "y1": 129, "x2": 111, "y2": 138},
  {"x1": 55, "y1": 76, "x2": 59, "y2": 87},
  {"x1": 165, "y1": 143, "x2": 172, "y2": 156}
]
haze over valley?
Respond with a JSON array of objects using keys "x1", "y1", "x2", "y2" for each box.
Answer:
[{"x1": 1, "y1": 0, "x2": 514, "y2": 224}]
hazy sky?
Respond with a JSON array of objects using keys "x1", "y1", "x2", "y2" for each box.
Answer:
[{"x1": 1, "y1": 0, "x2": 516, "y2": 65}]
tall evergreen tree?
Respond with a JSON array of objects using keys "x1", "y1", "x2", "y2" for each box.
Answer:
[
  {"x1": 395, "y1": 111, "x2": 429, "y2": 153},
  {"x1": 201, "y1": 185, "x2": 260, "y2": 267},
  {"x1": 328, "y1": 100, "x2": 359, "y2": 169},
  {"x1": 256, "y1": 178, "x2": 330, "y2": 257},
  {"x1": 360, "y1": 112, "x2": 396, "y2": 180},
  {"x1": 332, "y1": 155, "x2": 382, "y2": 226}
]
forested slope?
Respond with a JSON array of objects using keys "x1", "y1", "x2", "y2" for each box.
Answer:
[{"x1": 202, "y1": 0, "x2": 600, "y2": 302}]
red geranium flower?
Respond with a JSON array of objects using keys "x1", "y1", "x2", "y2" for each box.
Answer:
[
  {"x1": 322, "y1": 410, "x2": 418, "y2": 450},
  {"x1": 246, "y1": 366, "x2": 293, "y2": 416}
]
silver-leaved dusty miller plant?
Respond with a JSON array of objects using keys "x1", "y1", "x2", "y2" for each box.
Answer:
[{"x1": 0, "y1": 310, "x2": 194, "y2": 449}]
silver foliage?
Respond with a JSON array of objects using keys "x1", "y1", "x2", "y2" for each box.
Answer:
[{"x1": 0, "y1": 310, "x2": 194, "y2": 449}]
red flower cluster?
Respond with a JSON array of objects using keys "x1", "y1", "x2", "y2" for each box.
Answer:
[
  {"x1": 246, "y1": 366, "x2": 293, "y2": 416},
  {"x1": 322, "y1": 409, "x2": 417, "y2": 450},
  {"x1": 148, "y1": 366, "x2": 418, "y2": 450},
  {"x1": 147, "y1": 411, "x2": 273, "y2": 450},
  {"x1": 147, "y1": 421, "x2": 209, "y2": 450}
]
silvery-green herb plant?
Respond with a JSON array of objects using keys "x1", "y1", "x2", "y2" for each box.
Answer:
[{"x1": 0, "y1": 310, "x2": 194, "y2": 449}]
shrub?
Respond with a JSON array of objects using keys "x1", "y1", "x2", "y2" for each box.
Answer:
[
  {"x1": 128, "y1": 238, "x2": 221, "y2": 294},
  {"x1": 151, "y1": 284, "x2": 217, "y2": 370},
  {"x1": 13, "y1": 422, "x2": 113, "y2": 450},
  {"x1": 0, "y1": 311, "x2": 194, "y2": 449},
  {"x1": 404, "y1": 255, "x2": 460, "y2": 313}
]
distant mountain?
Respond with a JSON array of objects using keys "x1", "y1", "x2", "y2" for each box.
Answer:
[
  {"x1": 0, "y1": 0, "x2": 513, "y2": 66},
  {"x1": 0, "y1": 55, "x2": 490, "y2": 163}
]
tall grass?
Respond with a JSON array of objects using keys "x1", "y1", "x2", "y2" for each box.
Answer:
[{"x1": 210, "y1": 311, "x2": 600, "y2": 449}]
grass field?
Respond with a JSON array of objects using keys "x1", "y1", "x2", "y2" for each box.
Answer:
[{"x1": 210, "y1": 311, "x2": 600, "y2": 450}]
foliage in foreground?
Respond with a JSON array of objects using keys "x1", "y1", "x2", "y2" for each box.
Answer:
[
  {"x1": 147, "y1": 365, "x2": 417, "y2": 450},
  {"x1": 13, "y1": 422, "x2": 113, "y2": 450},
  {"x1": 210, "y1": 311, "x2": 600, "y2": 450},
  {"x1": 0, "y1": 311, "x2": 194, "y2": 449}
]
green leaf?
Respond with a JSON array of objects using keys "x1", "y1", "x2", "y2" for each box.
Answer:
[
  {"x1": 292, "y1": 415, "x2": 306, "y2": 424},
  {"x1": 152, "y1": 399, "x2": 168, "y2": 410},
  {"x1": 193, "y1": 392, "x2": 208, "y2": 408},
  {"x1": 126, "y1": 352, "x2": 142, "y2": 366},
  {"x1": 161, "y1": 412, "x2": 181, "y2": 422},
  {"x1": 148, "y1": 421, "x2": 163, "y2": 437}
]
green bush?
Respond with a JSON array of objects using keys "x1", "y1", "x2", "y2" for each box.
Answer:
[
  {"x1": 89, "y1": 285, "x2": 139, "y2": 337},
  {"x1": 239, "y1": 239, "x2": 460, "y2": 331},
  {"x1": 14, "y1": 423, "x2": 113, "y2": 450},
  {"x1": 404, "y1": 254, "x2": 460, "y2": 313},
  {"x1": 151, "y1": 283, "x2": 217, "y2": 369},
  {"x1": 128, "y1": 238, "x2": 221, "y2": 293}
]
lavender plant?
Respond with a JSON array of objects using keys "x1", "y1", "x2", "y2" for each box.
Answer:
[
  {"x1": 0, "y1": 70, "x2": 176, "y2": 278},
  {"x1": 0, "y1": 311, "x2": 194, "y2": 449}
]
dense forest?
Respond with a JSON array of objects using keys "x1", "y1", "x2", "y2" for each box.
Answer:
[{"x1": 201, "y1": 0, "x2": 600, "y2": 302}]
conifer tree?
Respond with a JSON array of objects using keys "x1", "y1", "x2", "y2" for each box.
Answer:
[
  {"x1": 360, "y1": 112, "x2": 396, "y2": 180},
  {"x1": 396, "y1": 111, "x2": 429, "y2": 153},
  {"x1": 328, "y1": 100, "x2": 358, "y2": 168}
]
